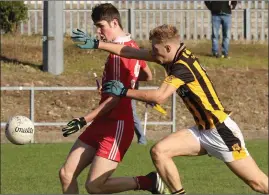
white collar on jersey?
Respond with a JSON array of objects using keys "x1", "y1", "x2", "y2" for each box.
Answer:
[{"x1": 113, "y1": 34, "x2": 131, "y2": 43}]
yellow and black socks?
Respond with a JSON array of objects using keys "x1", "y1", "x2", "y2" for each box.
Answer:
[{"x1": 172, "y1": 188, "x2": 186, "y2": 194}]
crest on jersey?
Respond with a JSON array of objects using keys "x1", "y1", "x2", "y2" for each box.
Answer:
[{"x1": 165, "y1": 75, "x2": 176, "y2": 84}]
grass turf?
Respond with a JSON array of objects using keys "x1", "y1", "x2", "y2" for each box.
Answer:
[{"x1": 1, "y1": 140, "x2": 268, "y2": 194}]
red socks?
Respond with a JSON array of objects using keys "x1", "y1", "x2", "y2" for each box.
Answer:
[{"x1": 134, "y1": 176, "x2": 153, "y2": 190}]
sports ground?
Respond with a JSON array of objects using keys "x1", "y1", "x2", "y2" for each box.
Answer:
[
  {"x1": 1, "y1": 33, "x2": 268, "y2": 194},
  {"x1": 1, "y1": 140, "x2": 268, "y2": 194}
]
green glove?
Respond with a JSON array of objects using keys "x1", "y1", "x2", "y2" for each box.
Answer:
[
  {"x1": 71, "y1": 29, "x2": 90, "y2": 42},
  {"x1": 77, "y1": 38, "x2": 99, "y2": 49},
  {"x1": 62, "y1": 117, "x2": 87, "y2": 137},
  {"x1": 71, "y1": 28, "x2": 99, "y2": 49},
  {"x1": 102, "y1": 80, "x2": 128, "y2": 97}
]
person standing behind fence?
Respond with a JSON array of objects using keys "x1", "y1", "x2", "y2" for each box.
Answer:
[{"x1": 205, "y1": 1, "x2": 237, "y2": 59}]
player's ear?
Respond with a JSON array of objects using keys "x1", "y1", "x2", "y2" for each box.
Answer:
[
  {"x1": 111, "y1": 19, "x2": 118, "y2": 28},
  {"x1": 165, "y1": 45, "x2": 171, "y2": 53}
]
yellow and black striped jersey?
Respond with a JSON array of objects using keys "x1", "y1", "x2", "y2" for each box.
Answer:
[{"x1": 163, "y1": 43, "x2": 229, "y2": 130}]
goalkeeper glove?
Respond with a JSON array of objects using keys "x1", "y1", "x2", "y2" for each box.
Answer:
[
  {"x1": 102, "y1": 80, "x2": 128, "y2": 97},
  {"x1": 62, "y1": 117, "x2": 87, "y2": 137},
  {"x1": 71, "y1": 28, "x2": 99, "y2": 49}
]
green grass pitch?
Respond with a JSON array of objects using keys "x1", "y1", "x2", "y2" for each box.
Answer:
[{"x1": 1, "y1": 139, "x2": 268, "y2": 194}]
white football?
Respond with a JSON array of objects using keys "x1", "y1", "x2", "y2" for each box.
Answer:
[{"x1": 5, "y1": 116, "x2": 35, "y2": 145}]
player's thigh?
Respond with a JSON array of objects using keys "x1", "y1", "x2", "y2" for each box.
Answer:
[
  {"x1": 225, "y1": 155, "x2": 267, "y2": 183},
  {"x1": 61, "y1": 139, "x2": 96, "y2": 177},
  {"x1": 152, "y1": 128, "x2": 207, "y2": 158},
  {"x1": 87, "y1": 156, "x2": 118, "y2": 185},
  {"x1": 94, "y1": 119, "x2": 134, "y2": 162}
]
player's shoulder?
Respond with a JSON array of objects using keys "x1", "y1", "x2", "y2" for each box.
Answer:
[
  {"x1": 174, "y1": 49, "x2": 196, "y2": 67},
  {"x1": 169, "y1": 60, "x2": 192, "y2": 77},
  {"x1": 124, "y1": 39, "x2": 139, "y2": 48}
]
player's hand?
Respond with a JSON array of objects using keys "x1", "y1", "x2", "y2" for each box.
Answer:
[
  {"x1": 77, "y1": 38, "x2": 99, "y2": 49},
  {"x1": 71, "y1": 29, "x2": 99, "y2": 49},
  {"x1": 102, "y1": 80, "x2": 128, "y2": 97},
  {"x1": 62, "y1": 117, "x2": 87, "y2": 137},
  {"x1": 71, "y1": 29, "x2": 90, "y2": 42}
]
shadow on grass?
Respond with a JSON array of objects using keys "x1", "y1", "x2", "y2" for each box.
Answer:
[{"x1": 0, "y1": 55, "x2": 43, "y2": 70}]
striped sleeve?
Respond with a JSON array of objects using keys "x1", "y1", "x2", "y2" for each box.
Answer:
[{"x1": 163, "y1": 63, "x2": 195, "y2": 88}]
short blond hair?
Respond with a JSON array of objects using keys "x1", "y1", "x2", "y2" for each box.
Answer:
[{"x1": 149, "y1": 24, "x2": 180, "y2": 43}]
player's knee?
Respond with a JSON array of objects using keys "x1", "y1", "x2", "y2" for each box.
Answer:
[
  {"x1": 59, "y1": 166, "x2": 74, "y2": 184},
  {"x1": 247, "y1": 178, "x2": 268, "y2": 193},
  {"x1": 150, "y1": 143, "x2": 166, "y2": 160},
  {"x1": 85, "y1": 181, "x2": 103, "y2": 194}
]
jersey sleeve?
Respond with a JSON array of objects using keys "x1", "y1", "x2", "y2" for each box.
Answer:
[{"x1": 163, "y1": 63, "x2": 195, "y2": 88}]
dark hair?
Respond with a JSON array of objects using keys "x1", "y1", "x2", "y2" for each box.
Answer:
[{"x1": 91, "y1": 3, "x2": 123, "y2": 29}]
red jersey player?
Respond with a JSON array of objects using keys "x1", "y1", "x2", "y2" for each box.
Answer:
[
  {"x1": 98, "y1": 36, "x2": 147, "y2": 122},
  {"x1": 60, "y1": 3, "x2": 168, "y2": 194}
]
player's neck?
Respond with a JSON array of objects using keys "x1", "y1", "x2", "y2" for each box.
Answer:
[{"x1": 112, "y1": 29, "x2": 127, "y2": 41}]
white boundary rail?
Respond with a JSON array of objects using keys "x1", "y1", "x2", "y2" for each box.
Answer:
[{"x1": 1, "y1": 86, "x2": 177, "y2": 133}]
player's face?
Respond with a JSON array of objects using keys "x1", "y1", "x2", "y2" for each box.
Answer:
[
  {"x1": 94, "y1": 20, "x2": 115, "y2": 42},
  {"x1": 151, "y1": 39, "x2": 170, "y2": 65}
]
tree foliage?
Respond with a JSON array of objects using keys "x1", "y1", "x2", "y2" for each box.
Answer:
[{"x1": 0, "y1": 1, "x2": 28, "y2": 33}]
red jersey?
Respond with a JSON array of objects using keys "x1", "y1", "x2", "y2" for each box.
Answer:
[{"x1": 99, "y1": 35, "x2": 147, "y2": 121}]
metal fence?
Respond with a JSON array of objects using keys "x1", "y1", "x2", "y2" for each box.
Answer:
[
  {"x1": 21, "y1": 1, "x2": 268, "y2": 41},
  {"x1": 0, "y1": 86, "x2": 177, "y2": 133},
  {"x1": 23, "y1": 1, "x2": 269, "y2": 10}
]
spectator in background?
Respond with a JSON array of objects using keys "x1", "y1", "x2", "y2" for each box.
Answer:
[
  {"x1": 132, "y1": 82, "x2": 147, "y2": 145},
  {"x1": 205, "y1": 1, "x2": 237, "y2": 59}
]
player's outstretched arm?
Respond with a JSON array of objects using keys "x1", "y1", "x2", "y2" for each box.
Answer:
[
  {"x1": 71, "y1": 29, "x2": 156, "y2": 62},
  {"x1": 103, "y1": 80, "x2": 177, "y2": 104},
  {"x1": 98, "y1": 41, "x2": 156, "y2": 63}
]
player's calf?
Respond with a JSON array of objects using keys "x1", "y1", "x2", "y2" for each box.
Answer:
[
  {"x1": 59, "y1": 167, "x2": 79, "y2": 193},
  {"x1": 59, "y1": 167, "x2": 71, "y2": 186},
  {"x1": 246, "y1": 174, "x2": 269, "y2": 194},
  {"x1": 85, "y1": 181, "x2": 103, "y2": 194}
]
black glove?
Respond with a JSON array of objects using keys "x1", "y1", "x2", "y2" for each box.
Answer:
[{"x1": 62, "y1": 117, "x2": 87, "y2": 137}]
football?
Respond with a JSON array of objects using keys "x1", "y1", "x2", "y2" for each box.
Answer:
[{"x1": 5, "y1": 116, "x2": 35, "y2": 145}]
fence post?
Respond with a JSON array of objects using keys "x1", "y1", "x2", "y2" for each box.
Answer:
[
  {"x1": 30, "y1": 88, "x2": 35, "y2": 143},
  {"x1": 244, "y1": 8, "x2": 251, "y2": 40},
  {"x1": 206, "y1": 11, "x2": 211, "y2": 40},
  {"x1": 261, "y1": 9, "x2": 265, "y2": 42},
  {"x1": 171, "y1": 92, "x2": 176, "y2": 133},
  {"x1": 43, "y1": 1, "x2": 64, "y2": 75},
  {"x1": 30, "y1": 88, "x2": 35, "y2": 123},
  {"x1": 128, "y1": 8, "x2": 135, "y2": 38}
]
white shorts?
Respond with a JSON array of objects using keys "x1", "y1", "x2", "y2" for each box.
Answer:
[{"x1": 188, "y1": 116, "x2": 249, "y2": 162}]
